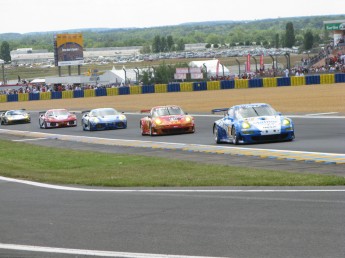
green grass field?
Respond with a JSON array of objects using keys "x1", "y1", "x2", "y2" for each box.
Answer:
[{"x1": 0, "y1": 139, "x2": 344, "y2": 187}]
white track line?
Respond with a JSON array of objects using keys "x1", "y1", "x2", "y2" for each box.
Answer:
[
  {"x1": 12, "y1": 137, "x2": 50, "y2": 142},
  {"x1": 0, "y1": 243, "x2": 225, "y2": 258},
  {"x1": 1, "y1": 176, "x2": 345, "y2": 192}
]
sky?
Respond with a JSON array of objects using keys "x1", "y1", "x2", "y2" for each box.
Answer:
[{"x1": 1, "y1": 0, "x2": 344, "y2": 34}]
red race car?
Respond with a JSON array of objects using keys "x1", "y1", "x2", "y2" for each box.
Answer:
[
  {"x1": 39, "y1": 109, "x2": 77, "y2": 129},
  {"x1": 140, "y1": 105, "x2": 195, "y2": 135}
]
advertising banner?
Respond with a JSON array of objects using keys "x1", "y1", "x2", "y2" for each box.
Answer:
[
  {"x1": 325, "y1": 23, "x2": 345, "y2": 31},
  {"x1": 174, "y1": 73, "x2": 187, "y2": 80},
  {"x1": 260, "y1": 54, "x2": 264, "y2": 70},
  {"x1": 190, "y1": 73, "x2": 203, "y2": 79},
  {"x1": 246, "y1": 54, "x2": 251, "y2": 72},
  {"x1": 54, "y1": 33, "x2": 84, "y2": 66},
  {"x1": 176, "y1": 68, "x2": 189, "y2": 74}
]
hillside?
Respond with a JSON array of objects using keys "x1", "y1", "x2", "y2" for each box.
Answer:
[{"x1": 1, "y1": 14, "x2": 344, "y2": 51}]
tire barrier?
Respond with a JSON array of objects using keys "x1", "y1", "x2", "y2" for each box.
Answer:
[
  {"x1": 7, "y1": 94, "x2": 18, "y2": 102},
  {"x1": 263, "y1": 77, "x2": 277, "y2": 87},
  {"x1": 335, "y1": 73, "x2": 345, "y2": 83},
  {"x1": 207, "y1": 81, "x2": 221, "y2": 91},
  {"x1": 40, "y1": 92, "x2": 51, "y2": 100},
  {"x1": 1, "y1": 73, "x2": 344, "y2": 104},
  {"x1": 95, "y1": 88, "x2": 107, "y2": 97},
  {"x1": 235, "y1": 79, "x2": 249, "y2": 89},
  {"x1": 167, "y1": 83, "x2": 180, "y2": 92},
  {"x1": 249, "y1": 78, "x2": 263, "y2": 88},
  {"x1": 73, "y1": 90, "x2": 84, "y2": 98},
  {"x1": 0, "y1": 94, "x2": 6, "y2": 103},
  {"x1": 305, "y1": 75, "x2": 320, "y2": 85},
  {"x1": 84, "y1": 89, "x2": 95, "y2": 98},
  {"x1": 277, "y1": 77, "x2": 291, "y2": 86},
  {"x1": 29, "y1": 93, "x2": 40, "y2": 101},
  {"x1": 18, "y1": 93, "x2": 29, "y2": 102},
  {"x1": 290, "y1": 76, "x2": 305, "y2": 86},
  {"x1": 142, "y1": 85, "x2": 155, "y2": 94},
  {"x1": 193, "y1": 81, "x2": 207, "y2": 91},
  {"x1": 51, "y1": 91, "x2": 62, "y2": 99},
  {"x1": 320, "y1": 74, "x2": 335, "y2": 84},
  {"x1": 221, "y1": 80, "x2": 235, "y2": 89},
  {"x1": 62, "y1": 90, "x2": 73, "y2": 99},
  {"x1": 129, "y1": 85, "x2": 141, "y2": 95},
  {"x1": 118, "y1": 86, "x2": 130, "y2": 95},
  {"x1": 154, "y1": 84, "x2": 168, "y2": 93},
  {"x1": 180, "y1": 82, "x2": 193, "y2": 92},
  {"x1": 106, "y1": 88, "x2": 118, "y2": 96}
]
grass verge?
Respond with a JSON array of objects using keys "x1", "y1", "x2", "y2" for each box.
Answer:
[{"x1": 0, "y1": 139, "x2": 344, "y2": 187}]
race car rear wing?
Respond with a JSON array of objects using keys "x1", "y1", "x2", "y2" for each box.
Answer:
[
  {"x1": 211, "y1": 108, "x2": 228, "y2": 114},
  {"x1": 140, "y1": 109, "x2": 151, "y2": 114}
]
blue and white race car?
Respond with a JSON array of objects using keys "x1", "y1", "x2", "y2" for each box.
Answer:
[
  {"x1": 212, "y1": 103, "x2": 295, "y2": 144},
  {"x1": 81, "y1": 108, "x2": 127, "y2": 131}
]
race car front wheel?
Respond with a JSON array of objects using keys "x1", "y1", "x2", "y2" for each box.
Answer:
[
  {"x1": 140, "y1": 122, "x2": 145, "y2": 135},
  {"x1": 213, "y1": 125, "x2": 221, "y2": 144},
  {"x1": 231, "y1": 126, "x2": 239, "y2": 145},
  {"x1": 39, "y1": 120, "x2": 47, "y2": 129}
]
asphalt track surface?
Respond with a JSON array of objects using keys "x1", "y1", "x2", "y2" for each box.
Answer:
[
  {"x1": 1, "y1": 178, "x2": 345, "y2": 258},
  {"x1": 0, "y1": 112, "x2": 345, "y2": 174},
  {"x1": 1, "y1": 112, "x2": 345, "y2": 258}
]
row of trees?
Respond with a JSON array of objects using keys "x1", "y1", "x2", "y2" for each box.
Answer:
[
  {"x1": 0, "y1": 41, "x2": 11, "y2": 62},
  {"x1": 1, "y1": 15, "x2": 342, "y2": 54}
]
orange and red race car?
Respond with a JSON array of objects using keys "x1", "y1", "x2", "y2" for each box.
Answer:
[{"x1": 140, "y1": 105, "x2": 195, "y2": 136}]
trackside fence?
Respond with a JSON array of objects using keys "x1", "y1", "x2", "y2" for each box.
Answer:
[{"x1": 1, "y1": 73, "x2": 345, "y2": 103}]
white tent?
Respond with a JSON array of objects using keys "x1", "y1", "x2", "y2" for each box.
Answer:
[
  {"x1": 189, "y1": 59, "x2": 230, "y2": 78},
  {"x1": 99, "y1": 66, "x2": 126, "y2": 85},
  {"x1": 30, "y1": 78, "x2": 45, "y2": 84}
]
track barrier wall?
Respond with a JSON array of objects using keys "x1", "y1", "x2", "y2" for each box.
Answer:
[
  {"x1": 154, "y1": 84, "x2": 168, "y2": 93},
  {"x1": 167, "y1": 83, "x2": 180, "y2": 92},
  {"x1": 1, "y1": 73, "x2": 344, "y2": 104},
  {"x1": 18, "y1": 93, "x2": 29, "y2": 102},
  {"x1": 263, "y1": 78, "x2": 277, "y2": 87},
  {"x1": 142, "y1": 85, "x2": 155, "y2": 94},
  {"x1": 335, "y1": 73, "x2": 345, "y2": 83}
]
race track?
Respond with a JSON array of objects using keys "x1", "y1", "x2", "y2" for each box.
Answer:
[
  {"x1": 1, "y1": 112, "x2": 345, "y2": 164},
  {"x1": 1, "y1": 112, "x2": 345, "y2": 258}
]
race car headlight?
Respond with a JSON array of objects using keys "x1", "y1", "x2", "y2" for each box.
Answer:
[
  {"x1": 241, "y1": 121, "x2": 251, "y2": 129},
  {"x1": 283, "y1": 119, "x2": 291, "y2": 126},
  {"x1": 92, "y1": 118, "x2": 99, "y2": 123},
  {"x1": 154, "y1": 118, "x2": 162, "y2": 125},
  {"x1": 185, "y1": 116, "x2": 192, "y2": 122},
  {"x1": 119, "y1": 115, "x2": 126, "y2": 120}
]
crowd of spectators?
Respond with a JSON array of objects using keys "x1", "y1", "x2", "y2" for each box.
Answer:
[
  {"x1": 0, "y1": 82, "x2": 127, "y2": 95},
  {"x1": 1, "y1": 45, "x2": 344, "y2": 95}
]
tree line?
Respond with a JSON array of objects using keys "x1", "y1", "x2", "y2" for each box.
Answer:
[{"x1": 1, "y1": 14, "x2": 344, "y2": 63}]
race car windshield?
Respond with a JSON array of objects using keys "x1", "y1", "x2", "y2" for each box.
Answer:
[
  {"x1": 154, "y1": 107, "x2": 184, "y2": 116},
  {"x1": 236, "y1": 106, "x2": 277, "y2": 119},
  {"x1": 8, "y1": 110, "x2": 25, "y2": 115},
  {"x1": 52, "y1": 110, "x2": 69, "y2": 116},
  {"x1": 93, "y1": 109, "x2": 118, "y2": 116}
]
